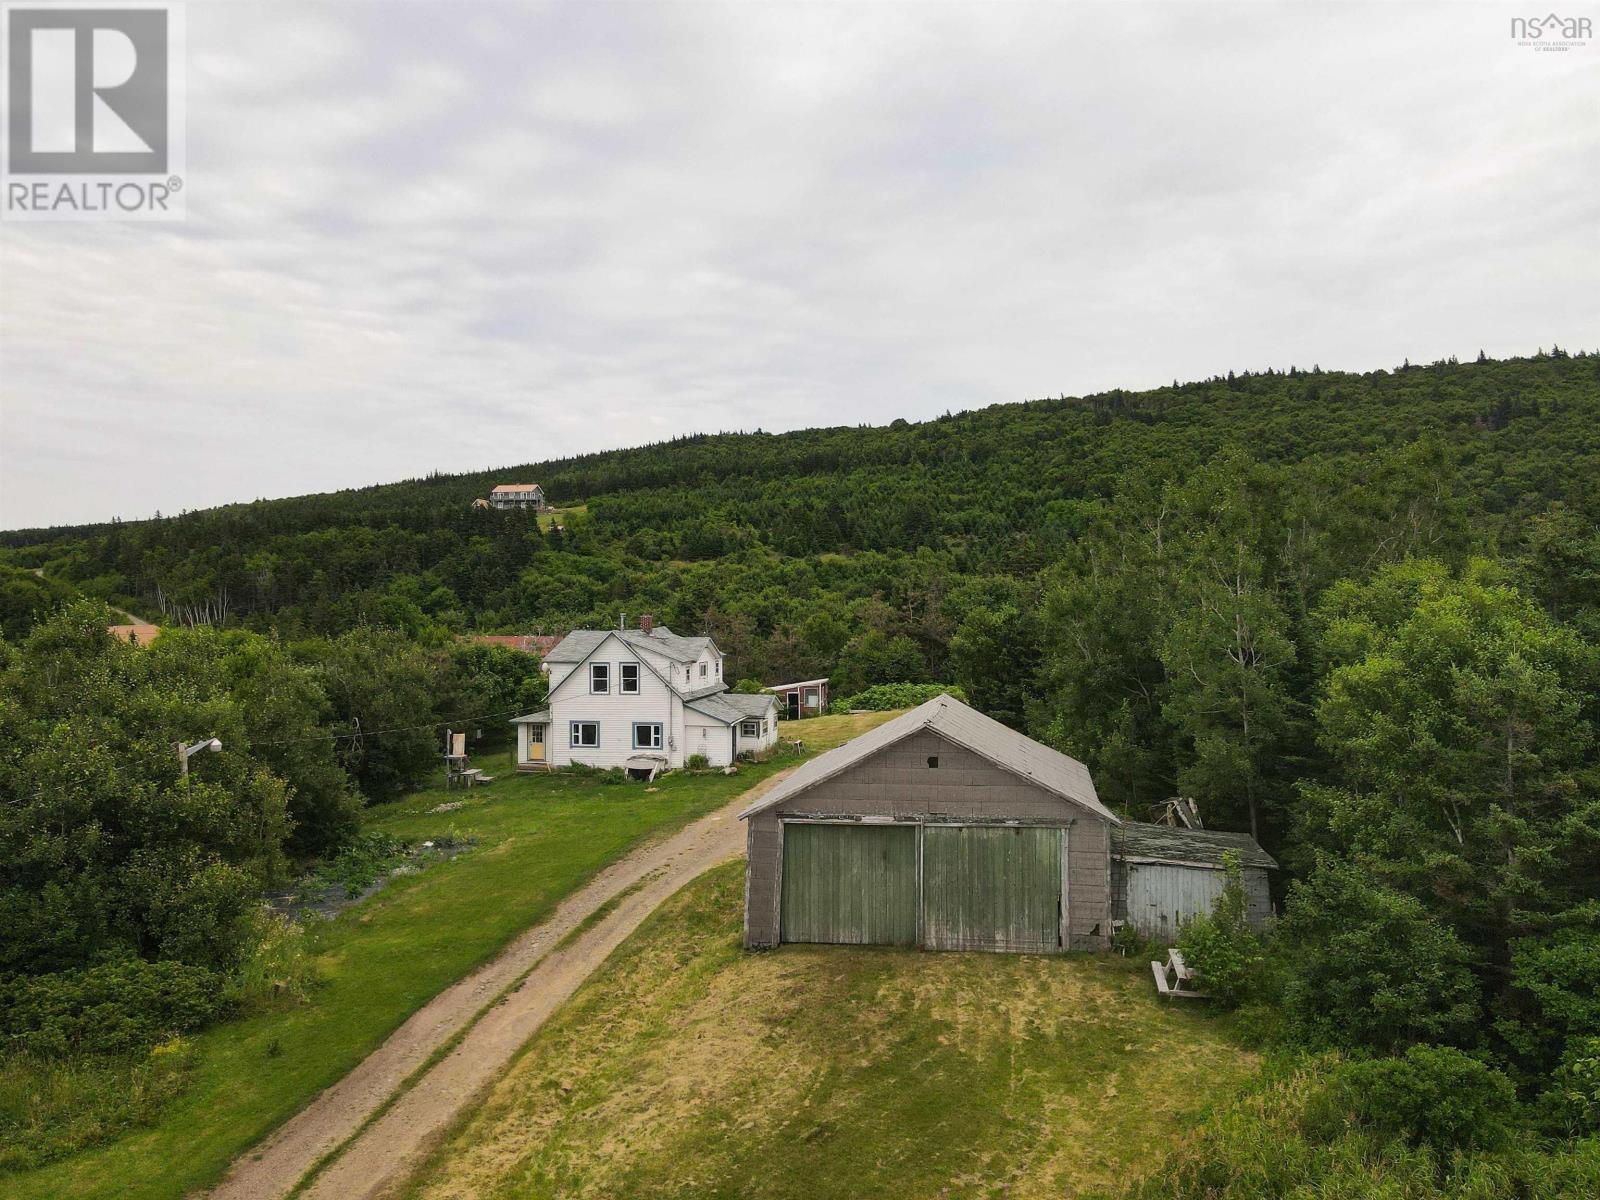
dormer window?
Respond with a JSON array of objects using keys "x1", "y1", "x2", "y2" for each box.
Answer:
[
  {"x1": 590, "y1": 662, "x2": 609, "y2": 693},
  {"x1": 699, "y1": 663, "x2": 708, "y2": 678}
]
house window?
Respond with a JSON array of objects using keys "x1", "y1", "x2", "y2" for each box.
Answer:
[
  {"x1": 740, "y1": 720, "x2": 761, "y2": 738},
  {"x1": 927, "y1": 756, "x2": 940, "y2": 769},
  {"x1": 804, "y1": 688, "x2": 818, "y2": 707},
  {"x1": 620, "y1": 662, "x2": 639, "y2": 694},
  {"x1": 699, "y1": 663, "x2": 707, "y2": 678},
  {"x1": 633, "y1": 722, "x2": 663, "y2": 750},
  {"x1": 590, "y1": 663, "x2": 609, "y2": 693},
  {"x1": 570, "y1": 721, "x2": 599, "y2": 748},
  {"x1": 714, "y1": 661, "x2": 721, "y2": 677}
]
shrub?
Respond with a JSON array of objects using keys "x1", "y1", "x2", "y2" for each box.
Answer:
[
  {"x1": 0, "y1": 961, "x2": 228, "y2": 1058},
  {"x1": 1499, "y1": 929, "x2": 1600, "y2": 1076},
  {"x1": 1279, "y1": 861, "x2": 1480, "y2": 1052},
  {"x1": 1542, "y1": 1036, "x2": 1600, "y2": 1135},
  {"x1": 1117, "y1": 1055, "x2": 1597, "y2": 1200},
  {"x1": 685, "y1": 753, "x2": 710, "y2": 770},
  {"x1": 827, "y1": 683, "x2": 967, "y2": 714},
  {"x1": 1314, "y1": 1045, "x2": 1519, "y2": 1152},
  {"x1": 226, "y1": 911, "x2": 323, "y2": 1012},
  {"x1": 1176, "y1": 852, "x2": 1265, "y2": 1007},
  {"x1": 293, "y1": 831, "x2": 408, "y2": 902}
]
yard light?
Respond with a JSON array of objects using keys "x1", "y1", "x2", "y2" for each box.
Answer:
[{"x1": 176, "y1": 737, "x2": 223, "y2": 776}]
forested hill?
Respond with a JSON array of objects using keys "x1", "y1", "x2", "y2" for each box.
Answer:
[{"x1": 5, "y1": 350, "x2": 1600, "y2": 834}]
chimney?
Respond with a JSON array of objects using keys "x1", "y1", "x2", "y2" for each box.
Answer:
[{"x1": 640, "y1": 613, "x2": 654, "y2": 635}]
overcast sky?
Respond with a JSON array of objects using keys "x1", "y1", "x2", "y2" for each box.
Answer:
[{"x1": 2, "y1": 2, "x2": 1596, "y2": 529}]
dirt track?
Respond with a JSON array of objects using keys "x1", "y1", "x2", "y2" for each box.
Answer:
[{"x1": 207, "y1": 771, "x2": 787, "y2": 1200}]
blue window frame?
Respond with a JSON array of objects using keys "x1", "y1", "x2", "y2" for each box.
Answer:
[{"x1": 633, "y1": 722, "x2": 663, "y2": 750}]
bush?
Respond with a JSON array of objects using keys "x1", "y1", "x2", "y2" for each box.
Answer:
[
  {"x1": 0, "y1": 961, "x2": 228, "y2": 1058},
  {"x1": 293, "y1": 832, "x2": 408, "y2": 903},
  {"x1": 226, "y1": 912, "x2": 322, "y2": 1012},
  {"x1": 1314, "y1": 1046, "x2": 1519, "y2": 1152},
  {"x1": 1176, "y1": 852, "x2": 1265, "y2": 1007},
  {"x1": 1499, "y1": 929, "x2": 1600, "y2": 1076},
  {"x1": 827, "y1": 683, "x2": 967, "y2": 714},
  {"x1": 1116, "y1": 1056, "x2": 1597, "y2": 1200},
  {"x1": 1279, "y1": 861, "x2": 1480, "y2": 1052},
  {"x1": 1542, "y1": 1036, "x2": 1600, "y2": 1136}
]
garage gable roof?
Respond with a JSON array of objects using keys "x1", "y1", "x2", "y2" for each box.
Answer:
[{"x1": 739, "y1": 694, "x2": 1115, "y2": 823}]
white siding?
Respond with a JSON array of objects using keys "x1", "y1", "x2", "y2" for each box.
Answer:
[
  {"x1": 546, "y1": 636, "x2": 691, "y2": 768},
  {"x1": 684, "y1": 710, "x2": 735, "y2": 767}
]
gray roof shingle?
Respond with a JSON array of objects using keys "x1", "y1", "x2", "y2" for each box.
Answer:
[
  {"x1": 543, "y1": 625, "x2": 714, "y2": 665},
  {"x1": 1114, "y1": 822, "x2": 1278, "y2": 870},
  {"x1": 740, "y1": 694, "x2": 1115, "y2": 823}
]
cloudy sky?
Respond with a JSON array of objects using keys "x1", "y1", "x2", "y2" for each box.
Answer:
[{"x1": 2, "y1": 1, "x2": 1596, "y2": 529}]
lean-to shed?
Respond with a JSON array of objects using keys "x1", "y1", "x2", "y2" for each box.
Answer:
[{"x1": 1111, "y1": 823, "x2": 1277, "y2": 939}]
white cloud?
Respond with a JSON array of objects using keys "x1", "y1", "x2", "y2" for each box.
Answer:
[{"x1": 2, "y1": 0, "x2": 1597, "y2": 528}]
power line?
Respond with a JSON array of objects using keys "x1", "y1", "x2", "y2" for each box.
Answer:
[{"x1": 249, "y1": 705, "x2": 535, "y2": 748}]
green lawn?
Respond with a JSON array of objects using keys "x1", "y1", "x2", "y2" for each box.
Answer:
[
  {"x1": 1, "y1": 713, "x2": 891, "y2": 1200},
  {"x1": 403, "y1": 862, "x2": 1262, "y2": 1200}
]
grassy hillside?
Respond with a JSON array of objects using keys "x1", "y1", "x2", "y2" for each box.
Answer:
[
  {"x1": 1, "y1": 714, "x2": 891, "y2": 1200},
  {"x1": 402, "y1": 861, "x2": 1260, "y2": 1200}
]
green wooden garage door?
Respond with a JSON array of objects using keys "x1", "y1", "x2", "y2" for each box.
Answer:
[
  {"x1": 922, "y1": 825, "x2": 1063, "y2": 953},
  {"x1": 780, "y1": 823, "x2": 918, "y2": 946}
]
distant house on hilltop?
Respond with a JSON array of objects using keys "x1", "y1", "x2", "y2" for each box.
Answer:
[
  {"x1": 487, "y1": 483, "x2": 545, "y2": 511},
  {"x1": 510, "y1": 614, "x2": 778, "y2": 774}
]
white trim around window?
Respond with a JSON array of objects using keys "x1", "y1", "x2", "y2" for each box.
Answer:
[
  {"x1": 740, "y1": 719, "x2": 761, "y2": 738},
  {"x1": 619, "y1": 662, "x2": 640, "y2": 694},
  {"x1": 589, "y1": 662, "x2": 609, "y2": 693},
  {"x1": 633, "y1": 722, "x2": 663, "y2": 750},
  {"x1": 570, "y1": 721, "x2": 599, "y2": 748}
]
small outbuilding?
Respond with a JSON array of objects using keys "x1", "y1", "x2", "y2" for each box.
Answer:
[
  {"x1": 1111, "y1": 823, "x2": 1276, "y2": 938},
  {"x1": 740, "y1": 695, "x2": 1275, "y2": 954},
  {"x1": 768, "y1": 678, "x2": 829, "y2": 719}
]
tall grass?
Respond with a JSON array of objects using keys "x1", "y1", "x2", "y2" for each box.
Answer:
[{"x1": 0, "y1": 1040, "x2": 194, "y2": 1173}]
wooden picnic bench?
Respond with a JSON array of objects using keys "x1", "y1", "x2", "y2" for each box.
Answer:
[{"x1": 1150, "y1": 948, "x2": 1208, "y2": 1000}]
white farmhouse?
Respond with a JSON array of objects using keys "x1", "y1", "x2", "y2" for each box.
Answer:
[{"x1": 511, "y1": 615, "x2": 779, "y2": 774}]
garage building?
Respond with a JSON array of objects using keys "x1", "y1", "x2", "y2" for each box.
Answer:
[
  {"x1": 741, "y1": 694, "x2": 1275, "y2": 953},
  {"x1": 741, "y1": 695, "x2": 1120, "y2": 952}
]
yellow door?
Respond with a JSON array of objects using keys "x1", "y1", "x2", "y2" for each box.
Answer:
[{"x1": 528, "y1": 724, "x2": 546, "y2": 762}]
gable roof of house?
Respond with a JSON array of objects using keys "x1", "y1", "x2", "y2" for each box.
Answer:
[
  {"x1": 688, "y1": 691, "x2": 776, "y2": 724},
  {"x1": 740, "y1": 694, "x2": 1115, "y2": 823},
  {"x1": 490, "y1": 483, "x2": 542, "y2": 493},
  {"x1": 1114, "y1": 822, "x2": 1278, "y2": 870},
  {"x1": 543, "y1": 625, "x2": 714, "y2": 665}
]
